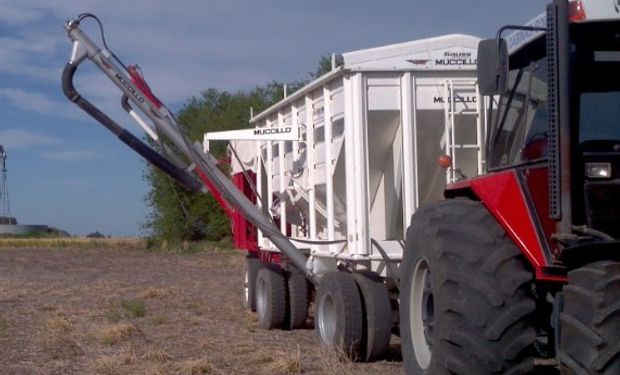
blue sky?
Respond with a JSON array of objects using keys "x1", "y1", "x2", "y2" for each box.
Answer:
[{"x1": 0, "y1": 0, "x2": 545, "y2": 236}]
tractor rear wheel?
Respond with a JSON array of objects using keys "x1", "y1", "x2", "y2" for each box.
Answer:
[
  {"x1": 256, "y1": 264, "x2": 287, "y2": 330},
  {"x1": 559, "y1": 260, "x2": 620, "y2": 374},
  {"x1": 400, "y1": 198, "x2": 537, "y2": 374},
  {"x1": 315, "y1": 271, "x2": 363, "y2": 360}
]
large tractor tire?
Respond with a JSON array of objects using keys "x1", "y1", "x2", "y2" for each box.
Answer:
[
  {"x1": 353, "y1": 270, "x2": 392, "y2": 361},
  {"x1": 559, "y1": 260, "x2": 620, "y2": 374},
  {"x1": 285, "y1": 267, "x2": 309, "y2": 330},
  {"x1": 256, "y1": 264, "x2": 287, "y2": 330},
  {"x1": 315, "y1": 271, "x2": 363, "y2": 360},
  {"x1": 242, "y1": 255, "x2": 262, "y2": 311},
  {"x1": 400, "y1": 198, "x2": 537, "y2": 375}
]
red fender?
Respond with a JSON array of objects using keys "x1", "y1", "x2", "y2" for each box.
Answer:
[{"x1": 448, "y1": 170, "x2": 566, "y2": 282}]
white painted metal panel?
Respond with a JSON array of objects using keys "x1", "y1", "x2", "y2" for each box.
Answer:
[
  {"x1": 210, "y1": 33, "x2": 486, "y2": 272},
  {"x1": 343, "y1": 34, "x2": 479, "y2": 72}
]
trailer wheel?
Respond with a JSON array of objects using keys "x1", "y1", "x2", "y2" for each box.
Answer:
[
  {"x1": 353, "y1": 270, "x2": 392, "y2": 361},
  {"x1": 255, "y1": 264, "x2": 287, "y2": 330},
  {"x1": 558, "y1": 260, "x2": 620, "y2": 374},
  {"x1": 315, "y1": 271, "x2": 363, "y2": 360},
  {"x1": 400, "y1": 198, "x2": 537, "y2": 374},
  {"x1": 243, "y1": 255, "x2": 261, "y2": 311},
  {"x1": 285, "y1": 267, "x2": 309, "y2": 330}
]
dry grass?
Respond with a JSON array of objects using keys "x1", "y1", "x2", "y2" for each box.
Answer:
[
  {"x1": 93, "y1": 351, "x2": 137, "y2": 375},
  {"x1": 0, "y1": 246, "x2": 401, "y2": 374},
  {"x1": 43, "y1": 314, "x2": 84, "y2": 359},
  {"x1": 151, "y1": 315, "x2": 169, "y2": 326},
  {"x1": 149, "y1": 238, "x2": 235, "y2": 255},
  {"x1": 141, "y1": 287, "x2": 171, "y2": 299},
  {"x1": 317, "y1": 346, "x2": 355, "y2": 375},
  {"x1": 252, "y1": 347, "x2": 303, "y2": 374},
  {"x1": 98, "y1": 322, "x2": 138, "y2": 345},
  {"x1": 105, "y1": 298, "x2": 146, "y2": 322},
  {"x1": 121, "y1": 299, "x2": 146, "y2": 317},
  {"x1": 46, "y1": 316, "x2": 72, "y2": 336},
  {"x1": 94, "y1": 356, "x2": 120, "y2": 375},
  {"x1": 105, "y1": 309, "x2": 123, "y2": 323},
  {"x1": 142, "y1": 348, "x2": 174, "y2": 363},
  {"x1": 139, "y1": 362, "x2": 171, "y2": 375},
  {"x1": 0, "y1": 317, "x2": 8, "y2": 335},
  {"x1": 173, "y1": 358, "x2": 219, "y2": 375},
  {"x1": 0, "y1": 237, "x2": 145, "y2": 249}
]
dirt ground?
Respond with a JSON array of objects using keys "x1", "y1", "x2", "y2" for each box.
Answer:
[{"x1": 0, "y1": 246, "x2": 403, "y2": 374}]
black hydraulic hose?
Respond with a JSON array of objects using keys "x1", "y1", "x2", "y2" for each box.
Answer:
[
  {"x1": 62, "y1": 62, "x2": 203, "y2": 194},
  {"x1": 371, "y1": 238, "x2": 400, "y2": 291}
]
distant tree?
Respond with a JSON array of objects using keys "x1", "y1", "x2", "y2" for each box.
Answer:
[
  {"x1": 308, "y1": 54, "x2": 344, "y2": 80},
  {"x1": 143, "y1": 56, "x2": 340, "y2": 242},
  {"x1": 86, "y1": 231, "x2": 105, "y2": 238},
  {"x1": 143, "y1": 84, "x2": 290, "y2": 242},
  {"x1": 47, "y1": 227, "x2": 71, "y2": 237}
]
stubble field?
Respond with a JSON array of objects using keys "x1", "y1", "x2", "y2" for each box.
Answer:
[{"x1": 0, "y1": 241, "x2": 402, "y2": 374}]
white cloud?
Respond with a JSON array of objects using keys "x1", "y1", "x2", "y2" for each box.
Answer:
[
  {"x1": 0, "y1": 4, "x2": 45, "y2": 25},
  {"x1": 0, "y1": 1, "x2": 304, "y2": 105},
  {"x1": 0, "y1": 128, "x2": 59, "y2": 150},
  {"x1": 40, "y1": 150, "x2": 99, "y2": 161},
  {"x1": 0, "y1": 129, "x2": 101, "y2": 163},
  {"x1": 0, "y1": 87, "x2": 56, "y2": 114},
  {"x1": 0, "y1": 34, "x2": 63, "y2": 81},
  {"x1": 0, "y1": 87, "x2": 85, "y2": 120}
]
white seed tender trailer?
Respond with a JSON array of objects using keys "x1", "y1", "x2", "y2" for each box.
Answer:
[{"x1": 203, "y1": 34, "x2": 486, "y2": 359}]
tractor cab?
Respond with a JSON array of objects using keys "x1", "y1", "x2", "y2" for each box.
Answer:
[
  {"x1": 476, "y1": 0, "x2": 620, "y2": 269},
  {"x1": 571, "y1": 20, "x2": 620, "y2": 240}
]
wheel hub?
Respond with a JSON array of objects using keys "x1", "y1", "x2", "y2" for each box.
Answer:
[
  {"x1": 243, "y1": 268, "x2": 250, "y2": 303},
  {"x1": 422, "y1": 274, "x2": 435, "y2": 348},
  {"x1": 317, "y1": 293, "x2": 337, "y2": 346},
  {"x1": 410, "y1": 258, "x2": 434, "y2": 369},
  {"x1": 256, "y1": 275, "x2": 267, "y2": 321}
]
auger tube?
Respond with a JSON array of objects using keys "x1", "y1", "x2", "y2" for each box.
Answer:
[{"x1": 62, "y1": 17, "x2": 315, "y2": 283}]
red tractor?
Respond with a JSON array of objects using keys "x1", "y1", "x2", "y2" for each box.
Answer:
[{"x1": 399, "y1": 0, "x2": 620, "y2": 373}]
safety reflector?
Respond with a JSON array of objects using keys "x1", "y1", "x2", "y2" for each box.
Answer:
[{"x1": 569, "y1": 0, "x2": 587, "y2": 22}]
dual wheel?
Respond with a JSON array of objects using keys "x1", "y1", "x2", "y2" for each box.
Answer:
[
  {"x1": 242, "y1": 255, "x2": 309, "y2": 330},
  {"x1": 314, "y1": 270, "x2": 393, "y2": 361},
  {"x1": 242, "y1": 255, "x2": 393, "y2": 361}
]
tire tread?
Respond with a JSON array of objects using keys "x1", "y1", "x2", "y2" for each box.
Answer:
[
  {"x1": 400, "y1": 198, "x2": 537, "y2": 374},
  {"x1": 559, "y1": 260, "x2": 620, "y2": 374}
]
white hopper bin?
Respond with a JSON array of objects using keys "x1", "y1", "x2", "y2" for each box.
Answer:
[{"x1": 205, "y1": 34, "x2": 486, "y2": 276}]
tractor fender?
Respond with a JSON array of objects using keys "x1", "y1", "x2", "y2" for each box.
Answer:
[{"x1": 445, "y1": 169, "x2": 566, "y2": 282}]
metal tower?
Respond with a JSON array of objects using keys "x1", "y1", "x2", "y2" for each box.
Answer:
[{"x1": 0, "y1": 145, "x2": 11, "y2": 221}]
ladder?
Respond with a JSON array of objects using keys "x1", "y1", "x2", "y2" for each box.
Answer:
[{"x1": 442, "y1": 80, "x2": 486, "y2": 183}]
